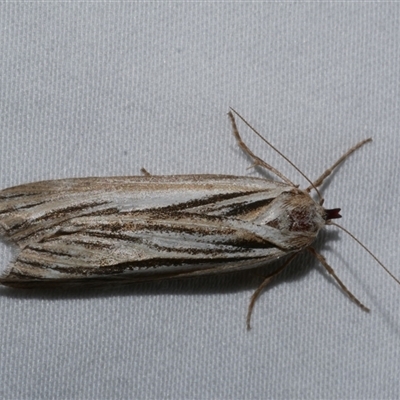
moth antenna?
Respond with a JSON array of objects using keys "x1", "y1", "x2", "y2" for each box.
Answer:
[
  {"x1": 330, "y1": 221, "x2": 400, "y2": 286},
  {"x1": 309, "y1": 138, "x2": 372, "y2": 194},
  {"x1": 229, "y1": 107, "x2": 323, "y2": 201}
]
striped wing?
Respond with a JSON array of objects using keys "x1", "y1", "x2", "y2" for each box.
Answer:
[{"x1": 0, "y1": 175, "x2": 295, "y2": 285}]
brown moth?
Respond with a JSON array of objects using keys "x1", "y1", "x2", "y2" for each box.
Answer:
[{"x1": 0, "y1": 109, "x2": 397, "y2": 328}]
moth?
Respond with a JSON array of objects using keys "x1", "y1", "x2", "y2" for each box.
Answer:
[{"x1": 0, "y1": 109, "x2": 397, "y2": 328}]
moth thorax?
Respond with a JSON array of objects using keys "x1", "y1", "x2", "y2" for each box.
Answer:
[{"x1": 284, "y1": 190, "x2": 326, "y2": 234}]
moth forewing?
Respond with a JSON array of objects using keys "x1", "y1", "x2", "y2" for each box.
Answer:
[
  {"x1": 0, "y1": 177, "x2": 322, "y2": 284},
  {"x1": 0, "y1": 110, "x2": 396, "y2": 329}
]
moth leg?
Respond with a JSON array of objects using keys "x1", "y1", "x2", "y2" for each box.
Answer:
[
  {"x1": 307, "y1": 247, "x2": 370, "y2": 312},
  {"x1": 140, "y1": 168, "x2": 151, "y2": 176},
  {"x1": 308, "y1": 138, "x2": 372, "y2": 191},
  {"x1": 227, "y1": 111, "x2": 293, "y2": 185},
  {"x1": 247, "y1": 253, "x2": 299, "y2": 330}
]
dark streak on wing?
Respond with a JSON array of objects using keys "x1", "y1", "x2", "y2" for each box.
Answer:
[
  {"x1": 6, "y1": 256, "x2": 270, "y2": 288},
  {"x1": 81, "y1": 227, "x2": 278, "y2": 250},
  {"x1": 3, "y1": 203, "x2": 115, "y2": 246},
  {"x1": 223, "y1": 198, "x2": 274, "y2": 216},
  {"x1": 160, "y1": 191, "x2": 260, "y2": 212},
  {"x1": 1, "y1": 257, "x2": 278, "y2": 288},
  {"x1": 0, "y1": 200, "x2": 47, "y2": 214},
  {"x1": 18, "y1": 201, "x2": 111, "y2": 227},
  {"x1": 18, "y1": 256, "x2": 256, "y2": 275}
]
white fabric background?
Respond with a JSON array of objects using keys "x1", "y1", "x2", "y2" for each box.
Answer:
[{"x1": 1, "y1": 3, "x2": 399, "y2": 399}]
